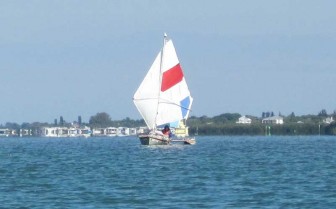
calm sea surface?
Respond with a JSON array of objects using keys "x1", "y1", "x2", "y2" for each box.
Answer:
[{"x1": 1, "y1": 136, "x2": 336, "y2": 208}]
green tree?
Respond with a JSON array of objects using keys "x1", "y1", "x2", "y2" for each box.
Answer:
[
  {"x1": 325, "y1": 123, "x2": 336, "y2": 135},
  {"x1": 78, "y1": 116, "x2": 82, "y2": 125},
  {"x1": 5, "y1": 122, "x2": 20, "y2": 130},
  {"x1": 213, "y1": 113, "x2": 241, "y2": 124},
  {"x1": 287, "y1": 112, "x2": 296, "y2": 123},
  {"x1": 60, "y1": 116, "x2": 64, "y2": 126},
  {"x1": 89, "y1": 112, "x2": 112, "y2": 128},
  {"x1": 318, "y1": 109, "x2": 328, "y2": 117}
]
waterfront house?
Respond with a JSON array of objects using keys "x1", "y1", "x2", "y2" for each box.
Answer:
[
  {"x1": 129, "y1": 128, "x2": 137, "y2": 135},
  {"x1": 106, "y1": 127, "x2": 117, "y2": 136},
  {"x1": 323, "y1": 117, "x2": 334, "y2": 124},
  {"x1": 136, "y1": 127, "x2": 149, "y2": 134},
  {"x1": 262, "y1": 116, "x2": 284, "y2": 124},
  {"x1": 236, "y1": 116, "x2": 252, "y2": 124},
  {"x1": 92, "y1": 128, "x2": 106, "y2": 136},
  {"x1": 41, "y1": 126, "x2": 91, "y2": 137},
  {"x1": 0, "y1": 129, "x2": 9, "y2": 137},
  {"x1": 117, "y1": 127, "x2": 128, "y2": 136},
  {"x1": 41, "y1": 127, "x2": 59, "y2": 137},
  {"x1": 19, "y1": 129, "x2": 32, "y2": 137}
]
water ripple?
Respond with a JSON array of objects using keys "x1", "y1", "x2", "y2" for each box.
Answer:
[{"x1": 1, "y1": 136, "x2": 336, "y2": 208}]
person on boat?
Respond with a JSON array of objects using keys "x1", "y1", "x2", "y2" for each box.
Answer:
[{"x1": 162, "y1": 125, "x2": 172, "y2": 138}]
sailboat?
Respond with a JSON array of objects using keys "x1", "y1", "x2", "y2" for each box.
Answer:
[{"x1": 133, "y1": 33, "x2": 195, "y2": 145}]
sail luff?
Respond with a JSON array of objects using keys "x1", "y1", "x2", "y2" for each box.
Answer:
[
  {"x1": 154, "y1": 34, "x2": 168, "y2": 129},
  {"x1": 133, "y1": 49, "x2": 162, "y2": 130}
]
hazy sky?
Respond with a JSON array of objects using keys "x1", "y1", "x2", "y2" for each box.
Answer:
[{"x1": 1, "y1": 0, "x2": 336, "y2": 124}]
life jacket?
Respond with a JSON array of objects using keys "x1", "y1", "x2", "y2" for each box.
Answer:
[{"x1": 162, "y1": 129, "x2": 170, "y2": 135}]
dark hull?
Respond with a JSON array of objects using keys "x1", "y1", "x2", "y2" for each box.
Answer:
[
  {"x1": 138, "y1": 134, "x2": 170, "y2": 145},
  {"x1": 138, "y1": 134, "x2": 196, "y2": 145}
]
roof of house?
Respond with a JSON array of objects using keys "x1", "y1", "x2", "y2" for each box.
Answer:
[{"x1": 262, "y1": 116, "x2": 283, "y2": 120}]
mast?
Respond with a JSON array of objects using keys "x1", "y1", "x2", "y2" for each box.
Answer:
[{"x1": 154, "y1": 33, "x2": 168, "y2": 129}]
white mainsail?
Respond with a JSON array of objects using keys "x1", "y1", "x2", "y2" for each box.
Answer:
[{"x1": 133, "y1": 34, "x2": 193, "y2": 130}]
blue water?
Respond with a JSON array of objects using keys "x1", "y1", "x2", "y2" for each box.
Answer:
[{"x1": 1, "y1": 136, "x2": 336, "y2": 208}]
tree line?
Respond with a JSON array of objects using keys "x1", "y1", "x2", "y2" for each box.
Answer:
[
  {"x1": 187, "y1": 110, "x2": 336, "y2": 135},
  {"x1": 1, "y1": 110, "x2": 336, "y2": 135}
]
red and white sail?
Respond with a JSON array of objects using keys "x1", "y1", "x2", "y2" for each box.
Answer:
[{"x1": 133, "y1": 34, "x2": 193, "y2": 130}]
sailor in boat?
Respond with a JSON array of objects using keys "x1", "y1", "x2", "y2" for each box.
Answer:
[{"x1": 161, "y1": 125, "x2": 173, "y2": 138}]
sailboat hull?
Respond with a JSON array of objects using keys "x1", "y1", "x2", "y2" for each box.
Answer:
[
  {"x1": 138, "y1": 134, "x2": 170, "y2": 145},
  {"x1": 138, "y1": 133, "x2": 196, "y2": 145}
]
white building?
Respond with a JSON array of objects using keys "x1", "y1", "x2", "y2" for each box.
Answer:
[
  {"x1": 41, "y1": 126, "x2": 91, "y2": 137},
  {"x1": 262, "y1": 116, "x2": 284, "y2": 124},
  {"x1": 117, "y1": 127, "x2": 128, "y2": 136},
  {"x1": 136, "y1": 127, "x2": 149, "y2": 134},
  {"x1": 91, "y1": 127, "x2": 137, "y2": 137},
  {"x1": 41, "y1": 127, "x2": 59, "y2": 137},
  {"x1": 0, "y1": 129, "x2": 9, "y2": 137},
  {"x1": 105, "y1": 127, "x2": 117, "y2": 136},
  {"x1": 20, "y1": 129, "x2": 32, "y2": 137},
  {"x1": 236, "y1": 116, "x2": 252, "y2": 124},
  {"x1": 92, "y1": 128, "x2": 106, "y2": 136},
  {"x1": 78, "y1": 127, "x2": 91, "y2": 137},
  {"x1": 323, "y1": 117, "x2": 334, "y2": 124},
  {"x1": 129, "y1": 128, "x2": 137, "y2": 136}
]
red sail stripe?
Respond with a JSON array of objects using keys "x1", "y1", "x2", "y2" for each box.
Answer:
[{"x1": 161, "y1": 64, "x2": 184, "y2": 92}]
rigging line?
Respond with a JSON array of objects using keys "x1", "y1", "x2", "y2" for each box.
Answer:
[
  {"x1": 158, "y1": 101, "x2": 192, "y2": 111},
  {"x1": 158, "y1": 97, "x2": 192, "y2": 110},
  {"x1": 134, "y1": 97, "x2": 192, "y2": 113},
  {"x1": 154, "y1": 34, "x2": 168, "y2": 129},
  {"x1": 134, "y1": 98, "x2": 192, "y2": 110},
  {"x1": 134, "y1": 95, "x2": 192, "y2": 110},
  {"x1": 133, "y1": 98, "x2": 160, "y2": 101}
]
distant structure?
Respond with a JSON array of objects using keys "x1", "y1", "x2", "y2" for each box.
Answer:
[
  {"x1": 39, "y1": 126, "x2": 139, "y2": 137},
  {"x1": 0, "y1": 125, "x2": 143, "y2": 138},
  {"x1": 91, "y1": 127, "x2": 137, "y2": 137},
  {"x1": 0, "y1": 128, "x2": 32, "y2": 137},
  {"x1": 40, "y1": 126, "x2": 91, "y2": 137},
  {"x1": 323, "y1": 117, "x2": 334, "y2": 124},
  {"x1": 236, "y1": 116, "x2": 252, "y2": 124},
  {"x1": 262, "y1": 116, "x2": 284, "y2": 124},
  {"x1": 0, "y1": 129, "x2": 9, "y2": 137}
]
